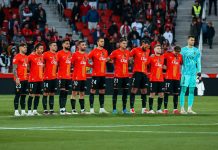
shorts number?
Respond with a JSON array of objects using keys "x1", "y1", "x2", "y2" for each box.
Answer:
[
  {"x1": 30, "y1": 83, "x2": 34, "y2": 89},
  {"x1": 114, "y1": 78, "x2": 118, "y2": 84},
  {"x1": 92, "y1": 79, "x2": 97, "y2": 85},
  {"x1": 16, "y1": 84, "x2": 21, "y2": 89},
  {"x1": 73, "y1": 81, "x2": 78, "y2": 86},
  {"x1": 166, "y1": 83, "x2": 170, "y2": 88},
  {"x1": 44, "y1": 82, "x2": 49, "y2": 88},
  {"x1": 150, "y1": 83, "x2": 152, "y2": 88},
  {"x1": 132, "y1": 78, "x2": 135, "y2": 85}
]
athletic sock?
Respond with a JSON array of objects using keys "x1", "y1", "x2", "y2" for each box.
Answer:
[
  {"x1": 164, "y1": 93, "x2": 169, "y2": 109},
  {"x1": 122, "y1": 89, "x2": 128, "y2": 110},
  {"x1": 188, "y1": 87, "x2": 195, "y2": 107},
  {"x1": 180, "y1": 86, "x2": 187, "y2": 108},
  {"x1": 71, "y1": 99, "x2": 76, "y2": 110},
  {"x1": 89, "y1": 93, "x2": 94, "y2": 108},
  {"x1": 59, "y1": 90, "x2": 65, "y2": 109},
  {"x1": 99, "y1": 94, "x2": 104, "y2": 108},
  {"x1": 149, "y1": 97, "x2": 153, "y2": 110},
  {"x1": 112, "y1": 89, "x2": 118, "y2": 110},
  {"x1": 33, "y1": 96, "x2": 40, "y2": 110},
  {"x1": 20, "y1": 95, "x2": 26, "y2": 110},
  {"x1": 49, "y1": 96, "x2": 54, "y2": 110},
  {"x1": 63, "y1": 91, "x2": 68, "y2": 108},
  {"x1": 27, "y1": 96, "x2": 33, "y2": 110},
  {"x1": 141, "y1": 94, "x2": 147, "y2": 108},
  {"x1": 42, "y1": 95, "x2": 48, "y2": 110},
  {"x1": 130, "y1": 93, "x2": 135, "y2": 109},
  {"x1": 79, "y1": 99, "x2": 85, "y2": 110},
  {"x1": 173, "y1": 95, "x2": 179, "y2": 109},
  {"x1": 14, "y1": 94, "x2": 20, "y2": 110},
  {"x1": 157, "y1": 97, "x2": 163, "y2": 110}
]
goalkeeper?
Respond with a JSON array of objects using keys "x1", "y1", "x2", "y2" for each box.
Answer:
[{"x1": 180, "y1": 35, "x2": 201, "y2": 114}]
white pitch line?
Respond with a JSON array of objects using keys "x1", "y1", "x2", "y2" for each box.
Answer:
[
  {"x1": 0, "y1": 123, "x2": 218, "y2": 129},
  {"x1": 0, "y1": 127, "x2": 218, "y2": 135}
]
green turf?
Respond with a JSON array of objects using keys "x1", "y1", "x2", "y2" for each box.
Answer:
[{"x1": 0, "y1": 95, "x2": 218, "y2": 150}]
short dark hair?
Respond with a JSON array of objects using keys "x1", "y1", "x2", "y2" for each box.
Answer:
[
  {"x1": 97, "y1": 37, "x2": 104, "y2": 42},
  {"x1": 154, "y1": 44, "x2": 161, "y2": 49},
  {"x1": 174, "y1": 46, "x2": 181, "y2": 52},
  {"x1": 62, "y1": 39, "x2": 70, "y2": 44},
  {"x1": 119, "y1": 38, "x2": 127, "y2": 43},
  {"x1": 78, "y1": 40, "x2": 86, "y2": 45},
  {"x1": 19, "y1": 43, "x2": 27, "y2": 48},
  {"x1": 34, "y1": 43, "x2": 43, "y2": 50},
  {"x1": 141, "y1": 39, "x2": 150, "y2": 45},
  {"x1": 49, "y1": 41, "x2": 56, "y2": 46},
  {"x1": 188, "y1": 35, "x2": 195, "y2": 39}
]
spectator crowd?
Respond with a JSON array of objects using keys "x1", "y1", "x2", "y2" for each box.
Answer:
[{"x1": 0, "y1": 0, "x2": 185, "y2": 73}]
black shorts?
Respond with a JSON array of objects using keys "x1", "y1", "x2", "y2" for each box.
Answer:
[
  {"x1": 15, "y1": 80, "x2": 28, "y2": 94},
  {"x1": 72, "y1": 80, "x2": 87, "y2": 92},
  {"x1": 43, "y1": 79, "x2": 57, "y2": 93},
  {"x1": 113, "y1": 77, "x2": 129, "y2": 89},
  {"x1": 91, "y1": 76, "x2": 106, "y2": 90},
  {"x1": 131, "y1": 72, "x2": 148, "y2": 89},
  {"x1": 29, "y1": 82, "x2": 43, "y2": 94},
  {"x1": 165, "y1": 79, "x2": 181, "y2": 94},
  {"x1": 58, "y1": 79, "x2": 72, "y2": 90},
  {"x1": 150, "y1": 82, "x2": 165, "y2": 93}
]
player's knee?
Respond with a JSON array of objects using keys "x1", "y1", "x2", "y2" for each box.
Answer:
[
  {"x1": 49, "y1": 93, "x2": 55, "y2": 96},
  {"x1": 131, "y1": 88, "x2": 138, "y2": 94},
  {"x1": 43, "y1": 93, "x2": 49, "y2": 96},
  {"x1": 158, "y1": 92, "x2": 164, "y2": 98},
  {"x1": 140, "y1": 88, "x2": 147, "y2": 94},
  {"x1": 99, "y1": 89, "x2": 105, "y2": 94},
  {"x1": 150, "y1": 93, "x2": 155, "y2": 98},
  {"x1": 90, "y1": 89, "x2": 96, "y2": 94}
]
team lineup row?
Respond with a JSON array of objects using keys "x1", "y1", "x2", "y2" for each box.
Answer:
[{"x1": 12, "y1": 36, "x2": 201, "y2": 116}]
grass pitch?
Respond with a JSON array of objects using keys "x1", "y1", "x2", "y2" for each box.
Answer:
[{"x1": 0, "y1": 95, "x2": 218, "y2": 150}]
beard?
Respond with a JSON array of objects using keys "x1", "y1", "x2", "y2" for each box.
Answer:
[
  {"x1": 142, "y1": 46, "x2": 146, "y2": 51},
  {"x1": 65, "y1": 47, "x2": 70, "y2": 50}
]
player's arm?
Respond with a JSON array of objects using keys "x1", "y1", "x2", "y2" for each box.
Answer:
[
  {"x1": 13, "y1": 64, "x2": 20, "y2": 85},
  {"x1": 196, "y1": 49, "x2": 201, "y2": 74},
  {"x1": 129, "y1": 49, "x2": 135, "y2": 64},
  {"x1": 163, "y1": 54, "x2": 167, "y2": 70},
  {"x1": 108, "y1": 51, "x2": 115, "y2": 63},
  {"x1": 196, "y1": 49, "x2": 202, "y2": 79}
]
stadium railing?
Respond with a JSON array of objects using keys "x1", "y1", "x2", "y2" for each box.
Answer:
[{"x1": 198, "y1": 0, "x2": 207, "y2": 53}]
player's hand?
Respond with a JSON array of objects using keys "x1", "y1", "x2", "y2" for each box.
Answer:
[
  {"x1": 15, "y1": 78, "x2": 20, "y2": 86},
  {"x1": 197, "y1": 72, "x2": 202, "y2": 80},
  {"x1": 150, "y1": 54, "x2": 155, "y2": 57},
  {"x1": 197, "y1": 72, "x2": 201, "y2": 77}
]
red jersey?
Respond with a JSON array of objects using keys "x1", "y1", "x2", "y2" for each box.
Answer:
[
  {"x1": 28, "y1": 52, "x2": 44, "y2": 82},
  {"x1": 148, "y1": 55, "x2": 165, "y2": 82},
  {"x1": 56, "y1": 50, "x2": 72, "y2": 79},
  {"x1": 71, "y1": 51, "x2": 89, "y2": 80},
  {"x1": 130, "y1": 47, "x2": 150, "y2": 74},
  {"x1": 109, "y1": 49, "x2": 130, "y2": 78},
  {"x1": 13, "y1": 53, "x2": 28, "y2": 81},
  {"x1": 88, "y1": 48, "x2": 108, "y2": 76},
  {"x1": 164, "y1": 52, "x2": 182, "y2": 80},
  {"x1": 43, "y1": 51, "x2": 57, "y2": 80}
]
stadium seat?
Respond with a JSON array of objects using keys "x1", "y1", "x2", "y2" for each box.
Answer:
[
  {"x1": 97, "y1": 9, "x2": 104, "y2": 16},
  {"x1": 64, "y1": 9, "x2": 72, "y2": 20},
  {"x1": 81, "y1": 28, "x2": 91, "y2": 37},
  {"x1": 2, "y1": 20, "x2": 9, "y2": 30},
  {"x1": 111, "y1": 15, "x2": 120, "y2": 23},
  {"x1": 75, "y1": 22, "x2": 85, "y2": 31},
  {"x1": 101, "y1": 16, "x2": 110, "y2": 23},
  {"x1": 104, "y1": 10, "x2": 113, "y2": 17},
  {"x1": 87, "y1": 35, "x2": 94, "y2": 44}
]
